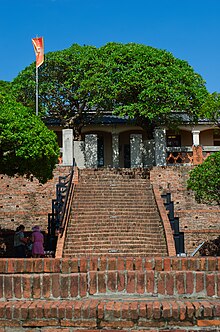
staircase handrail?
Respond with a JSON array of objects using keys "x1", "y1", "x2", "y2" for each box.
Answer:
[
  {"x1": 59, "y1": 168, "x2": 75, "y2": 237},
  {"x1": 152, "y1": 185, "x2": 176, "y2": 256},
  {"x1": 55, "y1": 164, "x2": 78, "y2": 258}
]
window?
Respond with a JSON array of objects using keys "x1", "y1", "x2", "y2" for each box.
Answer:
[
  {"x1": 167, "y1": 135, "x2": 181, "y2": 147},
  {"x1": 213, "y1": 129, "x2": 220, "y2": 146}
]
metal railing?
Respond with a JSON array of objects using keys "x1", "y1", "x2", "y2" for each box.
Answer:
[
  {"x1": 161, "y1": 192, "x2": 185, "y2": 255},
  {"x1": 47, "y1": 162, "x2": 75, "y2": 252}
]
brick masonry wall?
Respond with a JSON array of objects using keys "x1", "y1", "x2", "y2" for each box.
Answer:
[
  {"x1": 0, "y1": 257, "x2": 220, "y2": 331},
  {"x1": 150, "y1": 166, "x2": 220, "y2": 254},
  {"x1": 1, "y1": 165, "x2": 220, "y2": 257},
  {"x1": 0, "y1": 166, "x2": 71, "y2": 231}
]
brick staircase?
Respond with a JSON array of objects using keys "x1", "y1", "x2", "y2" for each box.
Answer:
[{"x1": 62, "y1": 168, "x2": 168, "y2": 257}]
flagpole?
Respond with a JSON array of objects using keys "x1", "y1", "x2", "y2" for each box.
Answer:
[{"x1": 36, "y1": 64, "x2": 38, "y2": 116}]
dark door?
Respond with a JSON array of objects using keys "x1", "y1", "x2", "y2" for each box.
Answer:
[
  {"x1": 97, "y1": 135, "x2": 104, "y2": 167},
  {"x1": 124, "y1": 144, "x2": 131, "y2": 168}
]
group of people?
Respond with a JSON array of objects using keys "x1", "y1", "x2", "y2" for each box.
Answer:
[{"x1": 14, "y1": 224, "x2": 44, "y2": 258}]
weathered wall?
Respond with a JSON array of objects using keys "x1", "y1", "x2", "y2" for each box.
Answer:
[
  {"x1": 0, "y1": 256, "x2": 219, "y2": 331},
  {"x1": 150, "y1": 166, "x2": 220, "y2": 254},
  {"x1": 1, "y1": 165, "x2": 220, "y2": 257},
  {"x1": 0, "y1": 256, "x2": 219, "y2": 300},
  {"x1": 0, "y1": 166, "x2": 71, "y2": 232}
]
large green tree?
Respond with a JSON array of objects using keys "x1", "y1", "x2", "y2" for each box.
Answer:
[
  {"x1": 187, "y1": 152, "x2": 220, "y2": 205},
  {"x1": 200, "y1": 92, "x2": 220, "y2": 126},
  {"x1": 12, "y1": 42, "x2": 209, "y2": 139},
  {"x1": 0, "y1": 80, "x2": 60, "y2": 183}
]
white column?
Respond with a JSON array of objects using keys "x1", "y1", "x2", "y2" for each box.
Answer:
[
  {"x1": 192, "y1": 130, "x2": 200, "y2": 146},
  {"x1": 62, "y1": 129, "x2": 74, "y2": 166},
  {"x1": 112, "y1": 133, "x2": 119, "y2": 168}
]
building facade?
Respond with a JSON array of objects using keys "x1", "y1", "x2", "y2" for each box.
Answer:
[{"x1": 49, "y1": 115, "x2": 220, "y2": 168}]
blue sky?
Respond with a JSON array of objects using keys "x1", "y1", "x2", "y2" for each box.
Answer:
[{"x1": 1, "y1": 0, "x2": 219, "y2": 93}]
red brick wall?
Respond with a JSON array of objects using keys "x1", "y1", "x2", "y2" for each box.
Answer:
[
  {"x1": 0, "y1": 166, "x2": 71, "y2": 232},
  {"x1": 0, "y1": 257, "x2": 219, "y2": 300},
  {"x1": 0, "y1": 257, "x2": 219, "y2": 331},
  {"x1": 1, "y1": 165, "x2": 220, "y2": 257},
  {"x1": 150, "y1": 166, "x2": 220, "y2": 254}
]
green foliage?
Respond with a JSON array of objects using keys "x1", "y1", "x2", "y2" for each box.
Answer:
[
  {"x1": 12, "y1": 43, "x2": 209, "y2": 138},
  {"x1": 0, "y1": 81, "x2": 60, "y2": 183},
  {"x1": 93, "y1": 43, "x2": 209, "y2": 123},
  {"x1": 200, "y1": 92, "x2": 220, "y2": 125},
  {"x1": 12, "y1": 44, "x2": 99, "y2": 138},
  {"x1": 187, "y1": 152, "x2": 220, "y2": 205}
]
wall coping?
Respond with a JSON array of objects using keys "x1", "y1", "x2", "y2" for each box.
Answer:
[{"x1": 1, "y1": 256, "x2": 219, "y2": 273}]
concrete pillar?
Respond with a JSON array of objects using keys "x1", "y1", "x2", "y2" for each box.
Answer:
[
  {"x1": 143, "y1": 140, "x2": 155, "y2": 167},
  {"x1": 112, "y1": 133, "x2": 119, "y2": 168},
  {"x1": 154, "y1": 128, "x2": 167, "y2": 166},
  {"x1": 62, "y1": 129, "x2": 74, "y2": 166},
  {"x1": 130, "y1": 134, "x2": 143, "y2": 168},
  {"x1": 73, "y1": 141, "x2": 85, "y2": 168},
  {"x1": 192, "y1": 130, "x2": 200, "y2": 146},
  {"x1": 85, "y1": 134, "x2": 98, "y2": 168}
]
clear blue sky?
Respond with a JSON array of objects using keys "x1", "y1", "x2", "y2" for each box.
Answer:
[{"x1": 1, "y1": 0, "x2": 219, "y2": 93}]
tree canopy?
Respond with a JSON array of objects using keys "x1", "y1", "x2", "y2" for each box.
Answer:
[
  {"x1": 187, "y1": 151, "x2": 220, "y2": 205},
  {"x1": 12, "y1": 42, "x2": 209, "y2": 139},
  {"x1": 0, "y1": 80, "x2": 60, "y2": 183},
  {"x1": 200, "y1": 92, "x2": 220, "y2": 126}
]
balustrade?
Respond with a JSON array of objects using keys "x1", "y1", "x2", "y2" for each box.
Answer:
[{"x1": 166, "y1": 146, "x2": 220, "y2": 165}]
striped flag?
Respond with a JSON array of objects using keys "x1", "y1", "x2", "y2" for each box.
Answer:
[{"x1": 32, "y1": 37, "x2": 44, "y2": 67}]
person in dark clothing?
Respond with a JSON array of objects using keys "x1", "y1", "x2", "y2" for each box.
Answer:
[{"x1": 14, "y1": 225, "x2": 27, "y2": 258}]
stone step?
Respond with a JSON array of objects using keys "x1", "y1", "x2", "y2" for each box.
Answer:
[
  {"x1": 71, "y1": 215, "x2": 160, "y2": 219},
  {"x1": 63, "y1": 249, "x2": 167, "y2": 256},
  {"x1": 74, "y1": 191, "x2": 154, "y2": 196},
  {"x1": 76, "y1": 179, "x2": 151, "y2": 190},
  {"x1": 69, "y1": 221, "x2": 163, "y2": 227},
  {"x1": 64, "y1": 244, "x2": 167, "y2": 251},
  {"x1": 66, "y1": 229, "x2": 164, "y2": 235},
  {"x1": 67, "y1": 222, "x2": 164, "y2": 228},
  {"x1": 72, "y1": 211, "x2": 160, "y2": 216},
  {"x1": 77, "y1": 178, "x2": 151, "y2": 182},
  {"x1": 66, "y1": 233, "x2": 164, "y2": 239},
  {"x1": 67, "y1": 223, "x2": 163, "y2": 229},
  {"x1": 75, "y1": 191, "x2": 154, "y2": 196},
  {"x1": 65, "y1": 235, "x2": 166, "y2": 242},
  {"x1": 63, "y1": 244, "x2": 167, "y2": 251},
  {"x1": 64, "y1": 245, "x2": 167, "y2": 253},
  {"x1": 79, "y1": 171, "x2": 150, "y2": 176},
  {"x1": 73, "y1": 197, "x2": 153, "y2": 201},
  {"x1": 75, "y1": 183, "x2": 151, "y2": 187},
  {"x1": 78, "y1": 183, "x2": 151, "y2": 187},
  {"x1": 66, "y1": 227, "x2": 164, "y2": 233},
  {"x1": 72, "y1": 204, "x2": 156, "y2": 208}
]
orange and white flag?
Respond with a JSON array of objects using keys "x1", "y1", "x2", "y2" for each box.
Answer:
[{"x1": 32, "y1": 37, "x2": 44, "y2": 67}]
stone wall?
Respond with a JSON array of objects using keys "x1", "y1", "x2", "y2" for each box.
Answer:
[{"x1": 150, "y1": 166, "x2": 220, "y2": 254}]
